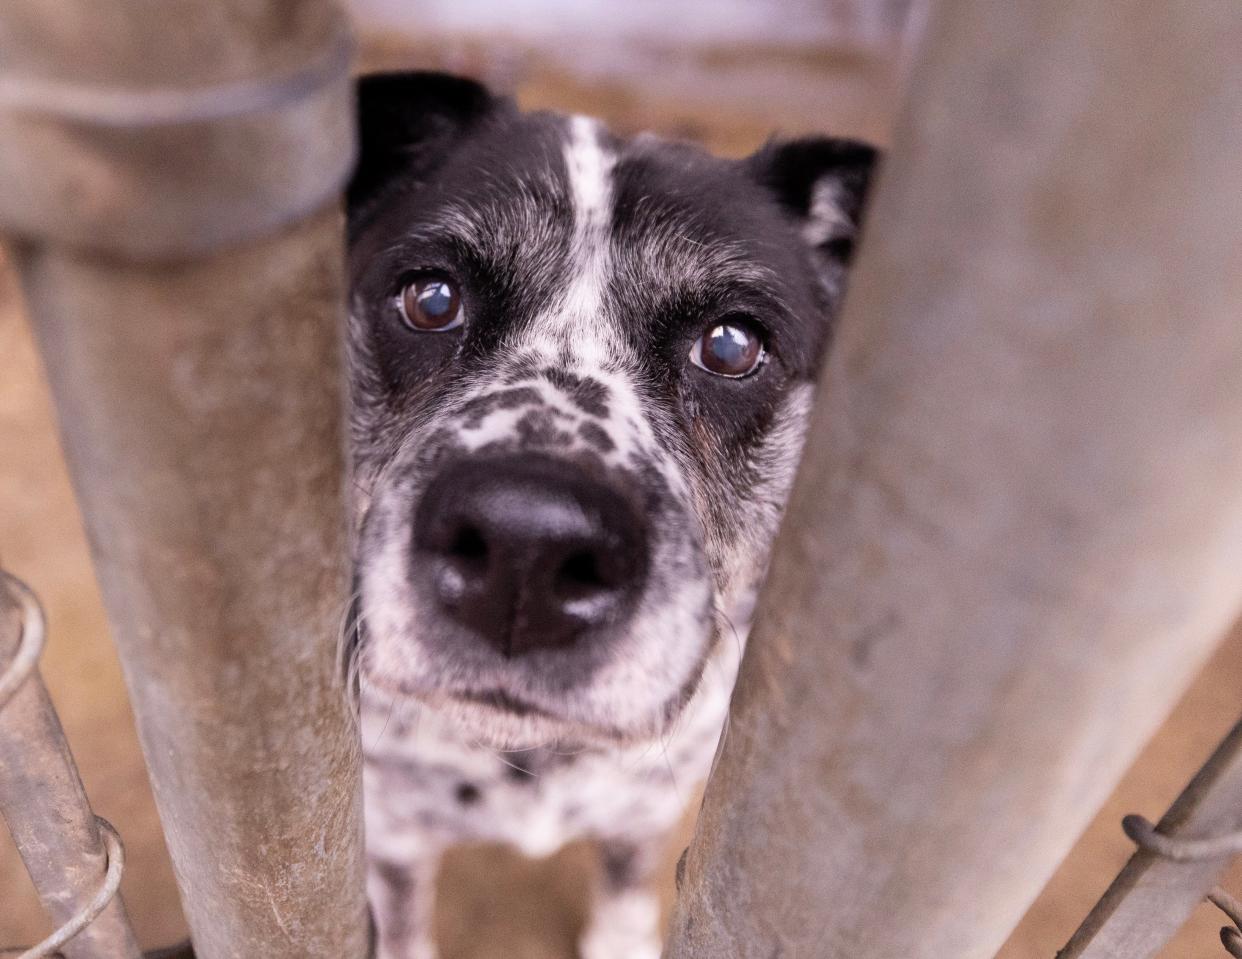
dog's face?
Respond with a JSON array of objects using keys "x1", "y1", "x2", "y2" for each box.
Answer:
[{"x1": 347, "y1": 73, "x2": 875, "y2": 748}]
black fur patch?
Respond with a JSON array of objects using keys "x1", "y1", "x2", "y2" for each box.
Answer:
[
  {"x1": 578, "y1": 421, "x2": 615, "y2": 453},
  {"x1": 459, "y1": 386, "x2": 542, "y2": 427},
  {"x1": 543, "y1": 367, "x2": 611, "y2": 418}
]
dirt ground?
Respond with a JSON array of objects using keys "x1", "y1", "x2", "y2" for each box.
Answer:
[{"x1": 2, "y1": 42, "x2": 1241, "y2": 959}]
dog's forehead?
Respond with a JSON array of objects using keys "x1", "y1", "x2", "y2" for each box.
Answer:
[
  {"x1": 445, "y1": 115, "x2": 812, "y2": 346},
  {"x1": 412, "y1": 112, "x2": 792, "y2": 269}
]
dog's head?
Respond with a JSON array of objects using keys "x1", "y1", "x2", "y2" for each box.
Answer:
[{"x1": 347, "y1": 72, "x2": 876, "y2": 748}]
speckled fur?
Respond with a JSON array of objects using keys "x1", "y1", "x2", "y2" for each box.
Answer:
[{"x1": 344, "y1": 72, "x2": 876, "y2": 959}]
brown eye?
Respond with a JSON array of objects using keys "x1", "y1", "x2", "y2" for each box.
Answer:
[
  {"x1": 690, "y1": 320, "x2": 766, "y2": 378},
  {"x1": 398, "y1": 274, "x2": 464, "y2": 331}
]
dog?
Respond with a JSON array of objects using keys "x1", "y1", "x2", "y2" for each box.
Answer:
[{"x1": 345, "y1": 71, "x2": 877, "y2": 959}]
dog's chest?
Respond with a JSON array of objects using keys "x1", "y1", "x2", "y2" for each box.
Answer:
[{"x1": 360, "y1": 668, "x2": 733, "y2": 863}]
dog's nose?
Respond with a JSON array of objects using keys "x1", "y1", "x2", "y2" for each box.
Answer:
[{"x1": 412, "y1": 455, "x2": 648, "y2": 656}]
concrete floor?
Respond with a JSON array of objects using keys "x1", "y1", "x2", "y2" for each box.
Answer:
[{"x1": 2, "y1": 45, "x2": 1241, "y2": 959}]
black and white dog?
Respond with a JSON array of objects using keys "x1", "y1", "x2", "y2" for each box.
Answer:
[{"x1": 346, "y1": 72, "x2": 876, "y2": 958}]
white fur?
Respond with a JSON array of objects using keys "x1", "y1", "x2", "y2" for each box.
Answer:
[
  {"x1": 803, "y1": 177, "x2": 853, "y2": 247},
  {"x1": 528, "y1": 116, "x2": 617, "y2": 366},
  {"x1": 580, "y1": 889, "x2": 663, "y2": 959}
]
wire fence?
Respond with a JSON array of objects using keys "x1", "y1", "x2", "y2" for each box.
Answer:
[
  {"x1": 2, "y1": 1, "x2": 1241, "y2": 957},
  {"x1": 0, "y1": 570, "x2": 141, "y2": 958}
]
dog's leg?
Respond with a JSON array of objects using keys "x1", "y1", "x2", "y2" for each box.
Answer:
[
  {"x1": 580, "y1": 836, "x2": 666, "y2": 959},
  {"x1": 368, "y1": 853, "x2": 441, "y2": 959}
]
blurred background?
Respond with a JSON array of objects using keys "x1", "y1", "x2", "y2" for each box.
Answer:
[{"x1": 2, "y1": 2, "x2": 1240, "y2": 956}]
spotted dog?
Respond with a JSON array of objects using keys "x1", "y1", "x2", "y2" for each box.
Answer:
[{"x1": 346, "y1": 72, "x2": 877, "y2": 959}]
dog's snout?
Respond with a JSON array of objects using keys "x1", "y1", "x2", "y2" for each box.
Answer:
[{"x1": 413, "y1": 455, "x2": 648, "y2": 656}]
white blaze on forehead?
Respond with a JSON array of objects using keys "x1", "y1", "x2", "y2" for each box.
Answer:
[
  {"x1": 527, "y1": 115, "x2": 618, "y2": 366},
  {"x1": 566, "y1": 115, "x2": 614, "y2": 230}
]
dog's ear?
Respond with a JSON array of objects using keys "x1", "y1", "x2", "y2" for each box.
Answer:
[
  {"x1": 745, "y1": 137, "x2": 879, "y2": 264},
  {"x1": 348, "y1": 71, "x2": 508, "y2": 220}
]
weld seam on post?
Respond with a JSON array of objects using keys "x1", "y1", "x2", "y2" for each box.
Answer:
[
  {"x1": 8, "y1": 817, "x2": 127, "y2": 959},
  {"x1": 0, "y1": 19, "x2": 356, "y2": 260},
  {"x1": 0, "y1": 571, "x2": 46, "y2": 710},
  {"x1": 0, "y1": 29, "x2": 353, "y2": 127}
]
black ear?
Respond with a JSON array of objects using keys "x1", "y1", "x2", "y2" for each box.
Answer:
[
  {"x1": 746, "y1": 137, "x2": 880, "y2": 263},
  {"x1": 348, "y1": 71, "x2": 508, "y2": 223}
]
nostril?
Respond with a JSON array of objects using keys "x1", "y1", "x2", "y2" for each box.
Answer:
[
  {"x1": 554, "y1": 549, "x2": 608, "y2": 600},
  {"x1": 428, "y1": 523, "x2": 491, "y2": 610},
  {"x1": 449, "y1": 525, "x2": 488, "y2": 567}
]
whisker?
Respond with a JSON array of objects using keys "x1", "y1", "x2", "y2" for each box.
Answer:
[{"x1": 371, "y1": 695, "x2": 398, "y2": 751}]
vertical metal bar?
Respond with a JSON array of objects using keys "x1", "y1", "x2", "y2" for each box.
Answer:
[
  {"x1": 0, "y1": 570, "x2": 142, "y2": 959},
  {"x1": 1059, "y1": 717, "x2": 1242, "y2": 959},
  {"x1": 664, "y1": 1, "x2": 1242, "y2": 957},
  {"x1": 0, "y1": 3, "x2": 369, "y2": 958},
  {"x1": 13, "y1": 213, "x2": 370, "y2": 958}
]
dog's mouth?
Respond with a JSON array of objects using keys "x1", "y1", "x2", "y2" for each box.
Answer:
[
  {"x1": 358, "y1": 667, "x2": 644, "y2": 747},
  {"x1": 354, "y1": 591, "x2": 725, "y2": 741},
  {"x1": 455, "y1": 687, "x2": 554, "y2": 720},
  {"x1": 448, "y1": 686, "x2": 638, "y2": 744},
  {"x1": 356, "y1": 557, "x2": 718, "y2": 748}
]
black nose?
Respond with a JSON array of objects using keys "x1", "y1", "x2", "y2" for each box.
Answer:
[{"x1": 412, "y1": 455, "x2": 648, "y2": 656}]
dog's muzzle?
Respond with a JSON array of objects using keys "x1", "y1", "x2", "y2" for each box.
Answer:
[{"x1": 412, "y1": 453, "x2": 649, "y2": 658}]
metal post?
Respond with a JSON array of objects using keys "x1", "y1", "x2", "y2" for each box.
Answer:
[
  {"x1": 0, "y1": 3, "x2": 368, "y2": 958},
  {"x1": 665, "y1": 1, "x2": 1242, "y2": 957},
  {"x1": 0, "y1": 570, "x2": 142, "y2": 959},
  {"x1": 1059, "y1": 717, "x2": 1242, "y2": 959}
]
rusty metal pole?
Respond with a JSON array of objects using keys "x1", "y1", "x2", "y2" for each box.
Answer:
[
  {"x1": 665, "y1": 2, "x2": 1242, "y2": 958},
  {"x1": 0, "y1": 570, "x2": 142, "y2": 959},
  {"x1": 0, "y1": 3, "x2": 368, "y2": 958}
]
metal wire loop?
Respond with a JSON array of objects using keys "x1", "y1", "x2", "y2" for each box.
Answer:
[
  {"x1": 1209, "y1": 888, "x2": 1242, "y2": 958},
  {"x1": 1125, "y1": 816, "x2": 1242, "y2": 957},
  {"x1": 0, "y1": 571, "x2": 46, "y2": 712},
  {"x1": 10, "y1": 818, "x2": 127, "y2": 959},
  {"x1": 1123, "y1": 814, "x2": 1242, "y2": 862}
]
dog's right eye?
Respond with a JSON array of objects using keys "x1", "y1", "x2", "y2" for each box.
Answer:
[
  {"x1": 690, "y1": 318, "x2": 767, "y2": 378},
  {"x1": 397, "y1": 273, "x2": 465, "y2": 332}
]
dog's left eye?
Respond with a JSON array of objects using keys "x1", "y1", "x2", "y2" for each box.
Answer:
[
  {"x1": 690, "y1": 319, "x2": 766, "y2": 378},
  {"x1": 397, "y1": 273, "x2": 465, "y2": 332}
]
